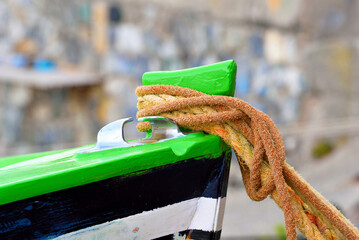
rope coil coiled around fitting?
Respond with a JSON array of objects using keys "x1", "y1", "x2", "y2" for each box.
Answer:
[{"x1": 136, "y1": 85, "x2": 359, "y2": 240}]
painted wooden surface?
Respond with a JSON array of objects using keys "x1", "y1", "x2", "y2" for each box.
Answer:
[
  {"x1": 0, "y1": 132, "x2": 228, "y2": 205},
  {"x1": 142, "y1": 60, "x2": 237, "y2": 97},
  {"x1": 0, "y1": 151, "x2": 231, "y2": 239}
]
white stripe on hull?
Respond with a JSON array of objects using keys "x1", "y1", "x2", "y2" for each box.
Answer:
[
  {"x1": 188, "y1": 197, "x2": 226, "y2": 231},
  {"x1": 53, "y1": 197, "x2": 226, "y2": 240}
]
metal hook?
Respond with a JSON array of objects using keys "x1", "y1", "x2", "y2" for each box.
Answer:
[
  {"x1": 138, "y1": 116, "x2": 185, "y2": 142},
  {"x1": 77, "y1": 116, "x2": 185, "y2": 153}
]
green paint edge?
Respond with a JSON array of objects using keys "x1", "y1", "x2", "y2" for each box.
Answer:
[
  {"x1": 0, "y1": 146, "x2": 89, "y2": 168},
  {"x1": 0, "y1": 133, "x2": 230, "y2": 205},
  {"x1": 142, "y1": 60, "x2": 237, "y2": 97}
]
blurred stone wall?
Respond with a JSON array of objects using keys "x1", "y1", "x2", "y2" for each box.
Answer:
[
  {"x1": 1, "y1": 0, "x2": 359, "y2": 156},
  {"x1": 299, "y1": 0, "x2": 359, "y2": 120}
]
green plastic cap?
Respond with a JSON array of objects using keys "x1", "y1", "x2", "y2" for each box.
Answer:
[{"x1": 142, "y1": 60, "x2": 237, "y2": 97}]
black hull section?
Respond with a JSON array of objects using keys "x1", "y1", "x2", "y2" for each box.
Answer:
[
  {"x1": 0, "y1": 152, "x2": 231, "y2": 240},
  {"x1": 155, "y1": 230, "x2": 222, "y2": 240}
]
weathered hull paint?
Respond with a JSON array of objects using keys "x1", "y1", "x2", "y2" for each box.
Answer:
[
  {"x1": 0, "y1": 152, "x2": 230, "y2": 240},
  {"x1": 54, "y1": 197, "x2": 226, "y2": 240}
]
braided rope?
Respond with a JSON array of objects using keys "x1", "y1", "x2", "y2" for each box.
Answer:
[{"x1": 136, "y1": 85, "x2": 359, "y2": 240}]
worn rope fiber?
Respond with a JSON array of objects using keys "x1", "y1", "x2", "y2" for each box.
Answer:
[{"x1": 136, "y1": 85, "x2": 359, "y2": 240}]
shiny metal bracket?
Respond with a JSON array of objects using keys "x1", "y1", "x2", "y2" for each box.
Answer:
[{"x1": 78, "y1": 116, "x2": 185, "y2": 153}]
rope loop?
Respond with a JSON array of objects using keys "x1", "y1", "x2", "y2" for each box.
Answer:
[{"x1": 136, "y1": 85, "x2": 359, "y2": 240}]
